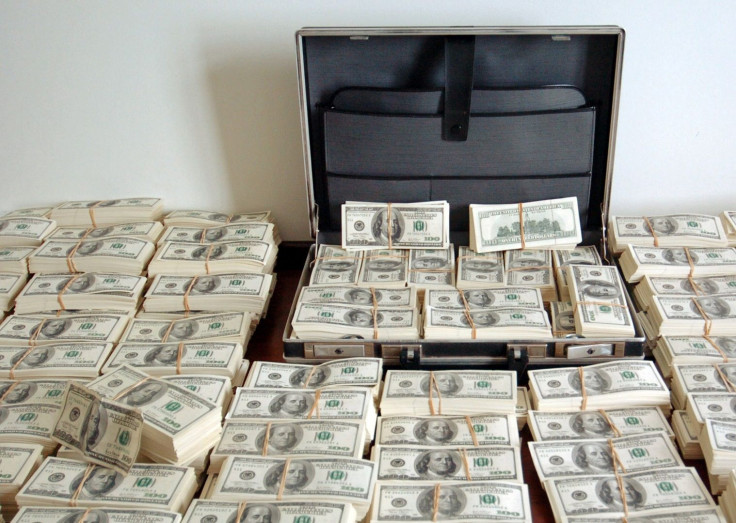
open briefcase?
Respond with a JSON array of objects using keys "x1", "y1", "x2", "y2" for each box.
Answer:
[{"x1": 283, "y1": 26, "x2": 646, "y2": 371}]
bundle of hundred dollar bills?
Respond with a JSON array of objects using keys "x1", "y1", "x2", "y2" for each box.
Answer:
[
  {"x1": 16, "y1": 457, "x2": 197, "y2": 512},
  {"x1": 380, "y1": 370, "x2": 517, "y2": 416},
  {"x1": 118, "y1": 312, "x2": 253, "y2": 348},
  {"x1": 341, "y1": 201, "x2": 449, "y2": 251},
  {"x1": 0, "y1": 217, "x2": 57, "y2": 247},
  {"x1": 375, "y1": 413, "x2": 520, "y2": 447},
  {"x1": 608, "y1": 214, "x2": 729, "y2": 254},
  {"x1": 0, "y1": 343, "x2": 114, "y2": 379},
  {"x1": 13, "y1": 273, "x2": 147, "y2": 314},
  {"x1": 719, "y1": 469, "x2": 736, "y2": 521},
  {"x1": 13, "y1": 507, "x2": 183, "y2": 523},
  {"x1": 633, "y1": 274, "x2": 736, "y2": 312},
  {"x1": 157, "y1": 223, "x2": 280, "y2": 247},
  {"x1": 210, "y1": 456, "x2": 376, "y2": 519},
  {"x1": 147, "y1": 240, "x2": 277, "y2": 276},
  {"x1": 369, "y1": 481, "x2": 532, "y2": 523},
  {"x1": 48, "y1": 199, "x2": 164, "y2": 226},
  {"x1": 670, "y1": 362, "x2": 736, "y2": 410},
  {"x1": 28, "y1": 238, "x2": 156, "y2": 275},
  {"x1": 619, "y1": 245, "x2": 736, "y2": 283},
  {"x1": 291, "y1": 302, "x2": 419, "y2": 340},
  {"x1": 527, "y1": 361, "x2": 670, "y2": 412},
  {"x1": 0, "y1": 274, "x2": 27, "y2": 311},
  {"x1": 644, "y1": 295, "x2": 736, "y2": 337},
  {"x1": 0, "y1": 247, "x2": 35, "y2": 275},
  {"x1": 164, "y1": 209, "x2": 274, "y2": 226},
  {"x1": 225, "y1": 387, "x2": 377, "y2": 443},
  {"x1": 182, "y1": 499, "x2": 355, "y2": 523},
  {"x1": 0, "y1": 443, "x2": 43, "y2": 518},
  {"x1": 469, "y1": 196, "x2": 582, "y2": 252},
  {"x1": 244, "y1": 358, "x2": 383, "y2": 401},
  {"x1": 0, "y1": 314, "x2": 130, "y2": 346},
  {"x1": 85, "y1": 366, "x2": 222, "y2": 465},
  {"x1": 142, "y1": 273, "x2": 274, "y2": 316},
  {"x1": 653, "y1": 335, "x2": 736, "y2": 378},
  {"x1": 46, "y1": 221, "x2": 164, "y2": 243},
  {"x1": 701, "y1": 418, "x2": 736, "y2": 494}
]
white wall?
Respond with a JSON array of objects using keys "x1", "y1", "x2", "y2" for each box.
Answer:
[{"x1": 2, "y1": 1, "x2": 735, "y2": 241}]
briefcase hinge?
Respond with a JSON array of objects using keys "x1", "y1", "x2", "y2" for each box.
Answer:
[{"x1": 508, "y1": 344, "x2": 547, "y2": 359}]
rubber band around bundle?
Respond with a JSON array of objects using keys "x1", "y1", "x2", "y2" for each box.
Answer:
[
  {"x1": 8, "y1": 346, "x2": 34, "y2": 379},
  {"x1": 428, "y1": 372, "x2": 443, "y2": 415},
  {"x1": 607, "y1": 438, "x2": 627, "y2": 474},
  {"x1": 578, "y1": 367, "x2": 588, "y2": 410},
  {"x1": 642, "y1": 216, "x2": 659, "y2": 248},
  {"x1": 235, "y1": 502, "x2": 248, "y2": 523},
  {"x1": 200, "y1": 228, "x2": 208, "y2": 244},
  {"x1": 112, "y1": 376, "x2": 152, "y2": 401},
  {"x1": 70, "y1": 463, "x2": 95, "y2": 507},
  {"x1": 458, "y1": 290, "x2": 477, "y2": 340},
  {"x1": 176, "y1": 343, "x2": 185, "y2": 374},
  {"x1": 614, "y1": 470, "x2": 631, "y2": 522},
  {"x1": 88, "y1": 201, "x2": 103, "y2": 228},
  {"x1": 204, "y1": 244, "x2": 215, "y2": 275},
  {"x1": 262, "y1": 421, "x2": 272, "y2": 456},
  {"x1": 432, "y1": 483, "x2": 441, "y2": 522},
  {"x1": 183, "y1": 276, "x2": 198, "y2": 312},
  {"x1": 518, "y1": 203, "x2": 526, "y2": 250},
  {"x1": 57, "y1": 274, "x2": 82, "y2": 311},
  {"x1": 464, "y1": 416, "x2": 480, "y2": 446},
  {"x1": 684, "y1": 247, "x2": 696, "y2": 278},
  {"x1": 306, "y1": 389, "x2": 321, "y2": 419},
  {"x1": 302, "y1": 366, "x2": 317, "y2": 389},
  {"x1": 160, "y1": 321, "x2": 176, "y2": 343},
  {"x1": 0, "y1": 381, "x2": 19, "y2": 402},
  {"x1": 714, "y1": 363, "x2": 736, "y2": 393},
  {"x1": 688, "y1": 276, "x2": 705, "y2": 296},
  {"x1": 78, "y1": 508, "x2": 92, "y2": 523},
  {"x1": 704, "y1": 334, "x2": 729, "y2": 362},
  {"x1": 276, "y1": 457, "x2": 292, "y2": 500},
  {"x1": 387, "y1": 202, "x2": 393, "y2": 250},
  {"x1": 28, "y1": 319, "x2": 47, "y2": 346},
  {"x1": 598, "y1": 409, "x2": 623, "y2": 438},
  {"x1": 690, "y1": 297, "x2": 713, "y2": 336},
  {"x1": 459, "y1": 448, "x2": 472, "y2": 481}
]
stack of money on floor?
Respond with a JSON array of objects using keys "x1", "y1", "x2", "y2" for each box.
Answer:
[
  {"x1": 367, "y1": 369, "x2": 532, "y2": 522},
  {"x1": 291, "y1": 198, "x2": 637, "y2": 342},
  {"x1": 526, "y1": 361, "x2": 727, "y2": 520},
  {"x1": 0, "y1": 201, "x2": 280, "y2": 522},
  {"x1": 202, "y1": 358, "x2": 383, "y2": 521}
]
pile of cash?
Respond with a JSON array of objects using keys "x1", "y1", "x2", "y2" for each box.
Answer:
[
  {"x1": 86, "y1": 366, "x2": 222, "y2": 465},
  {"x1": 142, "y1": 273, "x2": 274, "y2": 316},
  {"x1": 527, "y1": 361, "x2": 670, "y2": 412},
  {"x1": 102, "y1": 341, "x2": 243, "y2": 380},
  {"x1": 0, "y1": 443, "x2": 43, "y2": 519},
  {"x1": 341, "y1": 201, "x2": 450, "y2": 251},
  {"x1": 369, "y1": 481, "x2": 532, "y2": 522},
  {"x1": 14, "y1": 507, "x2": 183, "y2": 523},
  {"x1": 148, "y1": 240, "x2": 278, "y2": 276},
  {"x1": 653, "y1": 335, "x2": 736, "y2": 378},
  {"x1": 618, "y1": 245, "x2": 736, "y2": 283},
  {"x1": 0, "y1": 217, "x2": 57, "y2": 247},
  {"x1": 567, "y1": 264, "x2": 635, "y2": 337},
  {"x1": 469, "y1": 197, "x2": 582, "y2": 252},
  {"x1": 14, "y1": 273, "x2": 147, "y2": 314},
  {"x1": 49, "y1": 199, "x2": 165, "y2": 226},
  {"x1": 527, "y1": 407, "x2": 674, "y2": 442},
  {"x1": 380, "y1": 370, "x2": 517, "y2": 416},
  {"x1": 210, "y1": 456, "x2": 377, "y2": 520},
  {"x1": 46, "y1": 221, "x2": 165, "y2": 243},
  {"x1": 244, "y1": 358, "x2": 383, "y2": 400},
  {"x1": 182, "y1": 499, "x2": 356, "y2": 523},
  {"x1": 28, "y1": 237, "x2": 156, "y2": 275},
  {"x1": 608, "y1": 214, "x2": 729, "y2": 254},
  {"x1": 16, "y1": 457, "x2": 197, "y2": 512}
]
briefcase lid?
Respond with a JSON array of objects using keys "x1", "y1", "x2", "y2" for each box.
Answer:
[{"x1": 296, "y1": 26, "x2": 625, "y2": 247}]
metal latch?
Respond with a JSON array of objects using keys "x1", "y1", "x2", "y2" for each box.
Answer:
[
  {"x1": 509, "y1": 344, "x2": 547, "y2": 359},
  {"x1": 566, "y1": 344, "x2": 614, "y2": 358},
  {"x1": 304, "y1": 343, "x2": 373, "y2": 359}
]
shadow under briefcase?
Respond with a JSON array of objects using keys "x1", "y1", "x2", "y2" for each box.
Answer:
[{"x1": 283, "y1": 26, "x2": 645, "y2": 372}]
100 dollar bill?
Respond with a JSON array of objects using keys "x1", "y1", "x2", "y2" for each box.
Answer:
[
  {"x1": 342, "y1": 201, "x2": 449, "y2": 250},
  {"x1": 376, "y1": 414, "x2": 519, "y2": 447}
]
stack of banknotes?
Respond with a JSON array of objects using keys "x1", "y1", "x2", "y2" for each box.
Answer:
[
  {"x1": 669, "y1": 362, "x2": 736, "y2": 410},
  {"x1": 13, "y1": 507, "x2": 182, "y2": 523},
  {"x1": 633, "y1": 274, "x2": 736, "y2": 312},
  {"x1": 84, "y1": 366, "x2": 223, "y2": 466},
  {"x1": 527, "y1": 361, "x2": 671, "y2": 412},
  {"x1": 341, "y1": 201, "x2": 450, "y2": 251},
  {"x1": 0, "y1": 314, "x2": 130, "y2": 347},
  {"x1": 653, "y1": 335, "x2": 736, "y2": 378},
  {"x1": 29, "y1": 237, "x2": 157, "y2": 275},
  {"x1": 45, "y1": 221, "x2": 165, "y2": 243},
  {"x1": 567, "y1": 264, "x2": 635, "y2": 337},
  {"x1": 644, "y1": 294, "x2": 736, "y2": 337},
  {"x1": 0, "y1": 247, "x2": 35, "y2": 275},
  {"x1": 142, "y1": 273, "x2": 275, "y2": 316},
  {"x1": 0, "y1": 217, "x2": 57, "y2": 247},
  {"x1": 380, "y1": 370, "x2": 517, "y2": 416},
  {"x1": 164, "y1": 209, "x2": 274, "y2": 225},
  {"x1": 608, "y1": 214, "x2": 730, "y2": 254},
  {"x1": 719, "y1": 469, "x2": 736, "y2": 521},
  {"x1": 182, "y1": 499, "x2": 356, "y2": 523},
  {"x1": 13, "y1": 273, "x2": 147, "y2": 314},
  {"x1": 701, "y1": 418, "x2": 736, "y2": 494},
  {"x1": 48, "y1": 199, "x2": 165, "y2": 226},
  {"x1": 0, "y1": 343, "x2": 115, "y2": 379},
  {"x1": 0, "y1": 274, "x2": 27, "y2": 312},
  {"x1": 16, "y1": 457, "x2": 197, "y2": 512},
  {"x1": 0, "y1": 443, "x2": 43, "y2": 520},
  {"x1": 147, "y1": 239, "x2": 278, "y2": 276},
  {"x1": 721, "y1": 211, "x2": 736, "y2": 246},
  {"x1": 118, "y1": 312, "x2": 254, "y2": 348},
  {"x1": 670, "y1": 409, "x2": 704, "y2": 459},
  {"x1": 469, "y1": 197, "x2": 582, "y2": 252},
  {"x1": 619, "y1": 245, "x2": 736, "y2": 283}
]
